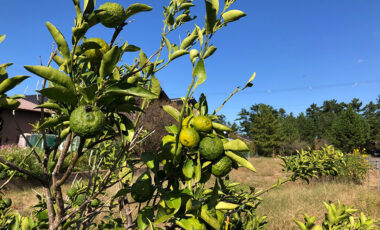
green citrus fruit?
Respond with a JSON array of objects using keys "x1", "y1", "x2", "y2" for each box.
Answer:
[
  {"x1": 131, "y1": 172, "x2": 154, "y2": 203},
  {"x1": 179, "y1": 127, "x2": 200, "y2": 148},
  {"x1": 70, "y1": 105, "x2": 105, "y2": 138},
  {"x1": 75, "y1": 194, "x2": 86, "y2": 206},
  {"x1": 83, "y1": 38, "x2": 109, "y2": 62},
  {"x1": 211, "y1": 156, "x2": 232, "y2": 177},
  {"x1": 3, "y1": 198, "x2": 11, "y2": 208},
  {"x1": 182, "y1": 115, "x2": 194, "y2": 128},
  {"x1": 193, "y1": 115, "x2": 212, "y2": 132},
  {"x1": 199, "y1": 136, "x2": 224, "y2": 160},
  {"x1": 90, "y1": 198, "x2": 100, "y2": 207},
  {"x1": 98, "y1": 2, "x2": 126, "y2": 28}
]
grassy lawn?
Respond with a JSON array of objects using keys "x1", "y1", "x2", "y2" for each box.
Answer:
[{"x1": 1, "y1": 156, "x2": 379, "y2": 229}]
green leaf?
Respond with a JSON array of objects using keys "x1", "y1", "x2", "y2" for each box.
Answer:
[
  {"x1": 246, "y1": 72, "x2": 256, "y2": 85},
  {"x1": 193, "y1": 59, "x2": 207, "y2": 90},
  {"x1": 24, "y1": 66, "x2": 74, "y2": 90},
  {"x1": 196, "y1": 25, "x2": 203, "y2": 46},
  {"x1": 225, "y1": 151, "x2": 256, "y2": 172},
  {"x1": 215, "y1": 201, "x2": 239, "y2": 210},
  {"x1": 204, "y1": 46, "x2": 217, "y2": 59},
  {"x1": 199, "y1": 93, "x2": 208, "y2": 115},
  {"x1": 0, "y1": 97, "x2": 20, "y2": 110},
  {"x1": 83, "y1": 0, "x2": 95, "y2": 17},
  {"x1": 165, "y1": 125, "x2": 178, "y2": 134},
  {"x1": 46, "y1": 22, "x2": 70, "y2": 60},
  {"x1": 155, "y1": 200, "x2": 174, "y2": 223},
  {"x1": 222, "y1": 10, "x2": 246, "y2": 23},
  {"x1": 38, "y1": 116, "x2": 68, "y2": 130},
  {"x1": 35, "y1": 102, "x2": 64, "y2": 112},
  {"x1": 170, "y1": 49, "x2": 189, "y2": 61},
  {"x1": 141, "y1": 152, "x2": 156, "y2": 170},
  {"x1": 205, "y1": 0, "x2": 219, "y2": 34},
  {"x1": 0, "y1": 75, "x2": 30, "y2": 95},
  {"x1": 78, "y1": 84, "x2": 97, "y2": 102},
  {"x1": 137, "y1": 206, "x2": 154, "y2": 230},
  {"x1": 106, "y1": 85, "x2": 158, "y2": 99},
  {"x1": 180, "y1": 28, "x2": 198, "y2": 50},
  {"x1": 100, "y1": 46, "x2": 121, "y2": 79},
  {"x1": 162, "y1": 105, "x2": 180, "y2": 122},
  {"x1": 194, "y1": 152, "x2": 202, "y2": 183},
  {"x1": 212, "y1": 122, "x2": 233, "y2": 132},
  {"x1": 52, "y1": 55, "x2": 64, "y2": 67},
  {"x1": 223, "y1": 139, "x2": 249, "y2": 152},
  {"x1": 179, "y1": 3, "x2": 195, "y2": 11},
  {"x1": 125, "y1": 3, "x2": 153, "y2": 20},
  {"x1": 0, "y1": 35, "x2": 5, "y2": 44},
  {"x1": 39, "y1": 86, "x2": 77, "y2": 105},
  {"x1": 162, "y1": 34, "x2": 172, "y2": 54},
  {"x1": 151, "y1": 75, "x2": 161, "y2": 97},
  {"x1": 200, "y1": 205, "x2": 221, "y2": 230},
  {"x1": 123, "y1": 44, "x2": 141, "y2": 52},
  {"x1": 182, "y1": 159, "x2": 194, "y2": 179},
  {"x1": 163, "y1": 192, "x2": 181, "y2": 213}
]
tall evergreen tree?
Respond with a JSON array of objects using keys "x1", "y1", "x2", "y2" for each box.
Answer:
[
  {"x1": 329, "y1": 106, "x2": 370, "y2": 152},
  {"x1": 237, "y1": 104, "x2": 283, "y2": 156}
]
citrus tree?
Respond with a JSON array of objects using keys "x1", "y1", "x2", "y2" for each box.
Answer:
[{"x1": 0, "y1": 1, "x2": 378, "y2": 230}]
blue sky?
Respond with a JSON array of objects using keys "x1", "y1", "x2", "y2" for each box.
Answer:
[{"x1": 1, "y1": 1, "x2": 379, "y2": 122}]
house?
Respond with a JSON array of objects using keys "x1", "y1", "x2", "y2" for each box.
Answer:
[
  {"x1": 0, "y1": 92, "x2": 196, "y2": 150},
  {"x1": 0, "y1": 95, "x2": 52, "y2": 145}
]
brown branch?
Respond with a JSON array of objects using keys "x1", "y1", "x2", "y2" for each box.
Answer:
[
  {"x1": 56, "y1": 138, "x2": 85, "y2": 187},
  {"x1": 110, "y1": 22, "x2": 127, "y2": 48},
  {"x1": 0, "y1": 156, "x2": 46, "y2": 184}
]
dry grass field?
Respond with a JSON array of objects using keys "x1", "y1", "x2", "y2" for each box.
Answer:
[{"x1": 2, "y1": 157, "x2": 380, "y2": 229}]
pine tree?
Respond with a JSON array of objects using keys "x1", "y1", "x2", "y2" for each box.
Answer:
[{"x1": 329, "y1": 106, "x2": 370, "y2": 152}]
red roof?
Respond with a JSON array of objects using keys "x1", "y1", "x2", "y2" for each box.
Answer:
[{"x1": 17, "y1": 98, "x2": 53, "y2": 113}]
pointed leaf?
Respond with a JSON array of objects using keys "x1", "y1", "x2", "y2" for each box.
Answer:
[
  {"x1": 0, "y1": 35, "x2": 5, "y2": 44},
  {"x1": 83, "y1": 0, "x2": 95, "y2": 17},
  {"x1": 24, "y1": 66, "x2": 74, "y2": 90},
  {"x1": 222, "y1": 10, "x2": 246, "y2": 23},
  {"x1": 0, "y1": 75, "x2": 30, "y2": 94},
  {"x1": 224, "y1": 139, "x2": 249, "y2": 152},
  {"x1": 193, "y1": 59, "x2": 206, "y2": 89},
  {"x1": 106, "y1": 85, "x2": 158, "y2": 99},
  {"x1": 162, "y1": 105, "x2": 180, "y2": 122},
  {"x1": 46, "y1": 22, "x2": 70, "y2": 59},
  {"x1": 100, "y1": 46, "x2": 121, "y2": 79},
  {"x1": 151, "y1": 75, "x2": 161, "y2": 97},
  {"x1": 125, "y1": 3, "x2": 153, "y2": 20},
  {"x1": 204, "y1": 46, "x2": 217, "y2": 59},
  {"x1": 225, "y1": 151, "x2": 256, "y2": 172},
  {"x1": 212, "y1": 122, "x2": 233, "y2": 132},
  {"x1": 182, "y1": 159, "x2": 194, "y2": 179},
  {"x1": 215, "y1": 201, "x2": 239, "y2": 210},
  {"x1": 39, "y1": 86, "x2": 77, "y2": 105},
  {"x1": 205, "y1": 0, "x2": 219, "y2": 34},
  {"x1": 169, "y1": 49, "x2": 188, "y2": 61},
  {"x1": 137, "y1": 206, "x2": 154, "y2": 230}
]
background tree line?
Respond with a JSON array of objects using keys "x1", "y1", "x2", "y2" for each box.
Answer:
[{"x1": 218, "y1": 96, "x2": 380, "y2": 156}]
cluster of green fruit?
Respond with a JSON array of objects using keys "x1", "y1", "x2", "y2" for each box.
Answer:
[{"x1": 179, "y1": 115, "x2": 234, "y2": 177}]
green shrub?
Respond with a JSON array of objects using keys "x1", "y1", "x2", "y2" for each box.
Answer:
[{"x1": 335, "y1": 153, "x2": 371, "y2": 184}]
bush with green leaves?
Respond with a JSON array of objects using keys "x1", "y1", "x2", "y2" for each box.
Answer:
[
  {"x1": 335, "y1": 153, "x2": 371, "y2": 184},
  {"x1": 295, "y1": 201, "x2": 380, "y2": 230},
  {"x1": 0, "y1": 1, "x2": 377, "y2": 229}
]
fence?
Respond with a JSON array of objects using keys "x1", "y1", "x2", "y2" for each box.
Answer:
[
  {"x1": 18, "y1": 133, "x2": 80, "y2": 151},
  {"x1": 368, "y1": 157, "x2": 380, "y2": 191}
]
